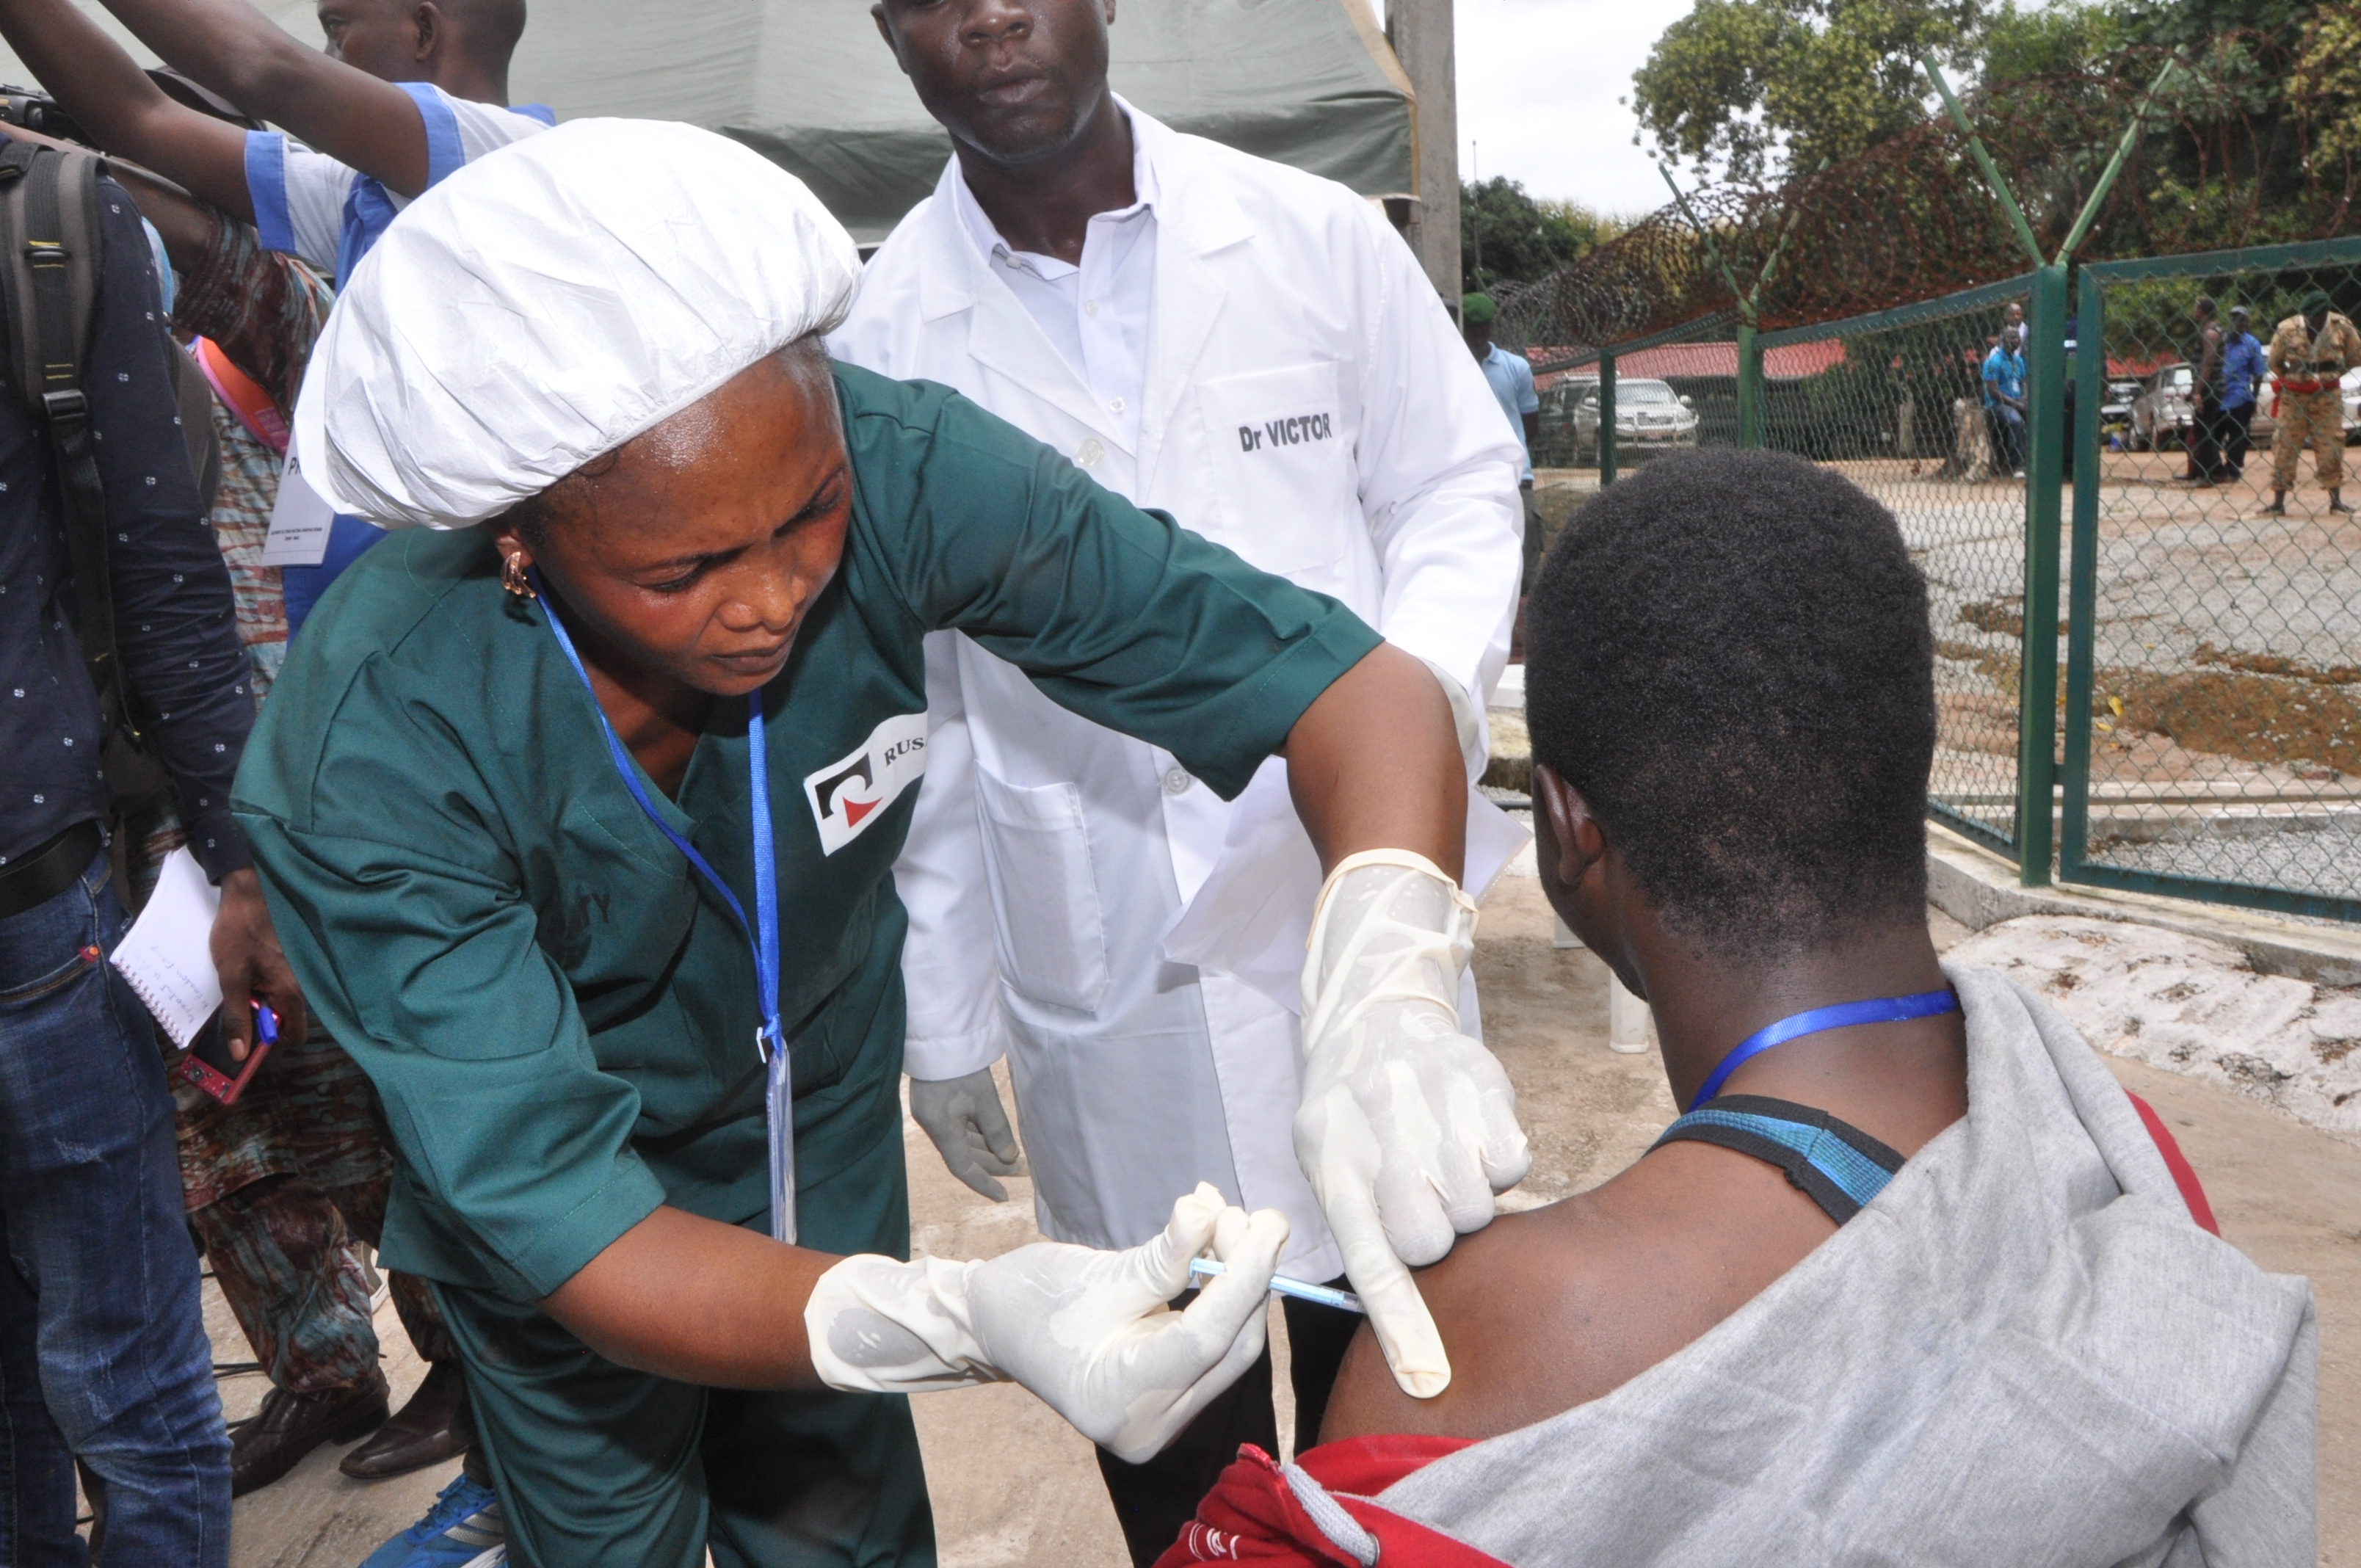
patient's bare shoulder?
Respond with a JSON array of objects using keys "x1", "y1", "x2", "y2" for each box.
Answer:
[{"x1": 1316, "y1": 1141, "x2": 1842, "y2": 1446}]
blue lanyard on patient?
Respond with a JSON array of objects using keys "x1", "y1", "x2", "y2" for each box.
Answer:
[
  {"x1": 528, "y1": 569, "x2": 797, "y2": 1245},
  {"x1": 1689, "y1": 989, "x2": 1959, "y2": 1111}
]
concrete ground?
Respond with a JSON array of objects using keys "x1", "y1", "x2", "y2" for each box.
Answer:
[{"x1": 221, "y1": 872, "x2": 2361, "y2": 1565}]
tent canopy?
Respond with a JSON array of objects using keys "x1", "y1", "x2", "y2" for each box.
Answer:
[{"x1": 3, "y1": 0, "x2": 1412, "y2": 244}]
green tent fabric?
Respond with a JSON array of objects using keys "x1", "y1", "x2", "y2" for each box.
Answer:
[{"x1": 4, "y1": 0, "x2": 1412, "y2": 245}]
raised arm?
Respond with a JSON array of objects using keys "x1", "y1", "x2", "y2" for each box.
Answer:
[
  {"x1": 0, "y1": 118, "x2": 220, "y2": 266},
  {"x1": 96, "y1": 153, "x2": 222, "y2": 269},
  {"x1": 0, "y1": 0, "x2": 434, "y2": 200},
  {"x1": 0, "y1": 0, "x2": 254, "y2": 217}
]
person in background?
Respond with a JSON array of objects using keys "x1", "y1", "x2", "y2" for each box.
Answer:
[
  {"x1": 2222, "y1": 304, "x2": 2266, "y2": 480},
  {"x1": 1462, "y1": 292, "x2": 1543, "y2": 594},
  {"x1": 0, "y1": 0, "x2": 548, "y2": 636},
  {"x1": 1981, "y1": 323, "x2": 2027, "y2": 478},
  {"x1": 835, "y1": 1, "x2": 1526, "y2": 1556},
  {"x1": 2265, "y1": 291, "x2": 2361, "y2": 517},
  {"x1": 2186, "y1": 294, "x2": 2227, "y2": 484},
  {"x1": 0, "y1": 128, "x2": 306, "y2": 1567},
  {"x1": 105, "y1": 152, "x2": 476, "y2": 1498}
]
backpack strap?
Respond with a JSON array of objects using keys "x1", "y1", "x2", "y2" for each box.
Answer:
[{"x1": 0, "y1": 141, "x2": 138, "y2": 748}]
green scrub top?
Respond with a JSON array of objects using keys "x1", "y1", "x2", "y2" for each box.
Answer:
[{"x1": 231, "y1": 364, "x2": 1381, "y2": 1304}]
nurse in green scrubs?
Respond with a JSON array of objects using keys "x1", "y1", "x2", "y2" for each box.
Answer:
[{"x1": 231, "y1": 122, "x2": 1472, "y2": 1567}]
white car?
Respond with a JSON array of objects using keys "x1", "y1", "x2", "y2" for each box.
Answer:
[{"x1": 1572, "y1": 377, "x2": 1700, "y2": 461}]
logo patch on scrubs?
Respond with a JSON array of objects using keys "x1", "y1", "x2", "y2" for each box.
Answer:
[{"x1": 804, "y1": 713, "x2": 927, "y2": 855}]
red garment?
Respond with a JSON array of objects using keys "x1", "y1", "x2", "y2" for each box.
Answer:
[
  {"x1": 1156, "y1": 1437, "x2": 1505, "y2": 1568},
  {"x1": 2126, "y1": 1090, "x2": 2219, "y2": 1235}
]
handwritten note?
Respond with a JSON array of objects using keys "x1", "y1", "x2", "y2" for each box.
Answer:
[{"x1": 110, "y1": 847, "x2": 222, "y2": 1048}]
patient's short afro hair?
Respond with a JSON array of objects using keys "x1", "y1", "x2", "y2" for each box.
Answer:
[{"x1": 1525, "y1": 449, "x2": 1935, "y2": 958}]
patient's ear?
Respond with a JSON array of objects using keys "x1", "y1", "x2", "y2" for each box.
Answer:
[{"x1": 1532, "y1": 764, "x2": 1607, "y2": 897}]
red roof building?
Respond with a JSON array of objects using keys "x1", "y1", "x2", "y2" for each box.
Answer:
[{"x1": 1531, "y1": 338, "x2": 1848, "y2": 390}]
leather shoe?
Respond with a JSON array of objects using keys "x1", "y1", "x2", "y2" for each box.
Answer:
[
  {"x1": 341, "y1": 1360, "x2": 474, "y2": 1480},
  {"x1": 231, "y1": 1372, "x2": 390, "y2": 1497}
]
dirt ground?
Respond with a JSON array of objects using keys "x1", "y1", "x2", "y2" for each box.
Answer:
[{"x1": 220, "y1": 873, "x2": 2361, "y2": 1566}]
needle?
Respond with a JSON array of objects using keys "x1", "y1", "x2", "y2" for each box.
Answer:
[{"x1": 1188, "y1": 1258, "x2": 1365, "y2": 1314}]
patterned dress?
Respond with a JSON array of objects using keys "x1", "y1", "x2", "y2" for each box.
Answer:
[{"x1": 131, "y1": 217, "x2": 451, "y2": 1394}]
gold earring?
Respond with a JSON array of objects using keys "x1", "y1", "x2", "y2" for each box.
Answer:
[{"x1": 500, "y1": 553, "x2": 537, "y2": 598}]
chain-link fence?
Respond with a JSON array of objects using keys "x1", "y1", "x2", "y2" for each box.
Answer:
[
  {"x1": 2060, "y1": 239, "x2": 2361, "y2": 923},
  {"x1": 1757, "y1": 275, "x2": 2043, "y2": 857},
  {"x1": 1496, "y1": 229, "x2": 2361, "y2": 923}
]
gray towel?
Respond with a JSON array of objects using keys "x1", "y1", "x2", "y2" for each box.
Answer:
[{"x1": 1379, "y1": 965, "x2": 2316, "y2": 1567}]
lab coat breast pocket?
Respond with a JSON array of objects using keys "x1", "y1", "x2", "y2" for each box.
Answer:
[
  {"x1": 973, "y1": 768, "x2": 1111, "y2": 1015},
  {"x1": 1195, "y1": 362, "x2": 1354, "y2": 578}
]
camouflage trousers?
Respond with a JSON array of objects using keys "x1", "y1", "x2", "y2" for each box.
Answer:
[
  {"x1": 2271, "y1": 388, "x2": 2344, "y2": 492},
  {"x1": 175, "y1": 1035, "x2": 452, "y2": 1395}
]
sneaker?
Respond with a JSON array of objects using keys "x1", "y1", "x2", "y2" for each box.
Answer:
[{"x1": 357, "y1": 1472, "x2": 505, "y2": 1568}]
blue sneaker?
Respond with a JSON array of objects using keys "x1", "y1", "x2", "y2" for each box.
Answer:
[{"x1": 357, "y1": 1472, "x2": 505, "y2": 1567}]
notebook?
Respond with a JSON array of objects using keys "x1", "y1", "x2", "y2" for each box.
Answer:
[{"x1": 110, "y1": 847, "x2": 223, "y2": 1049}]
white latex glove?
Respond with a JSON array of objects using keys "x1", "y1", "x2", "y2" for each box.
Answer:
[
  {"x1": 908, "y1": 1067, "x2": 1025, "y2": 1201},
  {"x1": 1296, "y1": 849, "x2": 1530, "y2": 1399},
  {"x1": 805, "y1": 1183, "x2": 1288, "y2": 1463}
]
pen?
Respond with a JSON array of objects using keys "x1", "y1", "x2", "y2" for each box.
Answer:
[
  {"x1": 1188, "y1": 1257, "x2": 1364, "y2": 1315},
  {"x1": 253, "y1": 1001, "x2": 279, "y2": 1048}
]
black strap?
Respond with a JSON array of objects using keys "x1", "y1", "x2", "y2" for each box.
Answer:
[
  {"x1": 0, "y1": 819, "x2": 104, "y2": 921},
  {"x1": 0, "y1": 142, "x2": 139, "y2": 755},
  {"x1": 1650, "y1": 1095, "x2": 1907, "y2": 1227}
]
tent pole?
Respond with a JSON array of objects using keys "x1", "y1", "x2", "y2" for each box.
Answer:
[{"x1": 1388, "y1": 0, "x2": 1462, "y2": 298}]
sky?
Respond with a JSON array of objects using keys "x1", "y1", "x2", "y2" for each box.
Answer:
[{"x1": 1451, "y1": 0, "x2": 1697, "y2": 217}]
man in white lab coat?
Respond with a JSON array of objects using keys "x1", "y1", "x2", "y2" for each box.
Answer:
[{"x1": 833, "y1": 0, "x2": 1527, "y2": 1556}]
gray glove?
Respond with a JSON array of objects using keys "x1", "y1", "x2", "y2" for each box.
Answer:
[{"x1": 908, "y1": 1067, "x2": 1026, "y2": 1201}]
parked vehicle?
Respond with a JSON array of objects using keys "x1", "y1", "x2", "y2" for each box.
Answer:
[
  {"x1": 2129, "y1": 364, "x2": 2193, "y2": 451},
  {"x1": 2123, "y1": 362, "x2": 2303, "y2": 454},
  {"x1": 2098, "y1": 378, "x2": 2140, "y2": 430},
  {"x1": 1531, "y1": 377, "x2": 1593, "y2": 468},
  {"x1": 1571, "y1": 377, "x2": 1700, "y2": 461}
]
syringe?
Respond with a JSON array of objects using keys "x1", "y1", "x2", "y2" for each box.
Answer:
[{"x1": 1187, "y1": 1257, "x2": 1364, "y2": 1314}]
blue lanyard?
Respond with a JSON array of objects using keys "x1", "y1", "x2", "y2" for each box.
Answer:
[
  {"x1": 1690, "y1": 988, "x2": 1959, "y2": 1111},
  {"x1": 528, "y1": 570, "x2": 796, "y2": 1241}
]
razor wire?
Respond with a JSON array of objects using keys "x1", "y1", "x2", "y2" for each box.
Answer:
[{"x1": 1490, "y1": 35, "x2": 2357, "y2": 369}]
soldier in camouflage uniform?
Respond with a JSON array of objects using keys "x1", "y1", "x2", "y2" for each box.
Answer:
[{"x1": 2266, "y1": 290, "x2": 2361, "y2": 515}]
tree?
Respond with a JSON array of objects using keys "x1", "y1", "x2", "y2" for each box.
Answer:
[
  {"x1": 1462, "y1": 178, "x2": 1620, "y2": 291},
  {"x1": 1631, "y1": 0, "x2": 1992, "y2": 182},
  {"x1": 2292, "y1": 5, "x2": 2361, "y2": 171}
]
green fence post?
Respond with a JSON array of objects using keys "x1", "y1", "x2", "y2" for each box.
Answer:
[
  {"x1": 2016, "y1": 262, "x2": 2068, "y2": 885},
  {"x1": 2058, "y1": 269, "x2": 2103, "y2": 886},
  {"x1": 1736, "y1": 322, "x2": 1760, "y2": 447},
  {"x1": 1598, "y1": 352, "x2": 1618, "y2": 487}
]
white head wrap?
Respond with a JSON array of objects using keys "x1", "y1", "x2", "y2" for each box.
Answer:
[{"x1": 292, "y1": 117, "x2": 862, "y2": 529}]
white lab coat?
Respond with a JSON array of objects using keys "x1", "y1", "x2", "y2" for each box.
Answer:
[{"x1": 831, "y1": 107, "x2": 1523, "y2": 1280}]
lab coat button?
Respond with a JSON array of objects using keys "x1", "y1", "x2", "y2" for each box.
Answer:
[
  {"x1": 1161, "y1": 767, "x2": 1193, "y2": 796},
  {"x1": 1084, "y1": 299, "x2": 1100, "y2": 316},
  {"x1": 1109, "y1": 397, "x2": 1125, "y2": 413},
  {"x1": 1075, "y1": 438, "x2": 1105, "y2": 468}
]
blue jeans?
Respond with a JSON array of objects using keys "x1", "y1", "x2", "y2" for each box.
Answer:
[
  {"x1": 1987, "y1": 403, "x2": 2026, "y2": 474},
  {"x1": 0, "y1": 850, "x2": 231, "y2": 1567}
]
